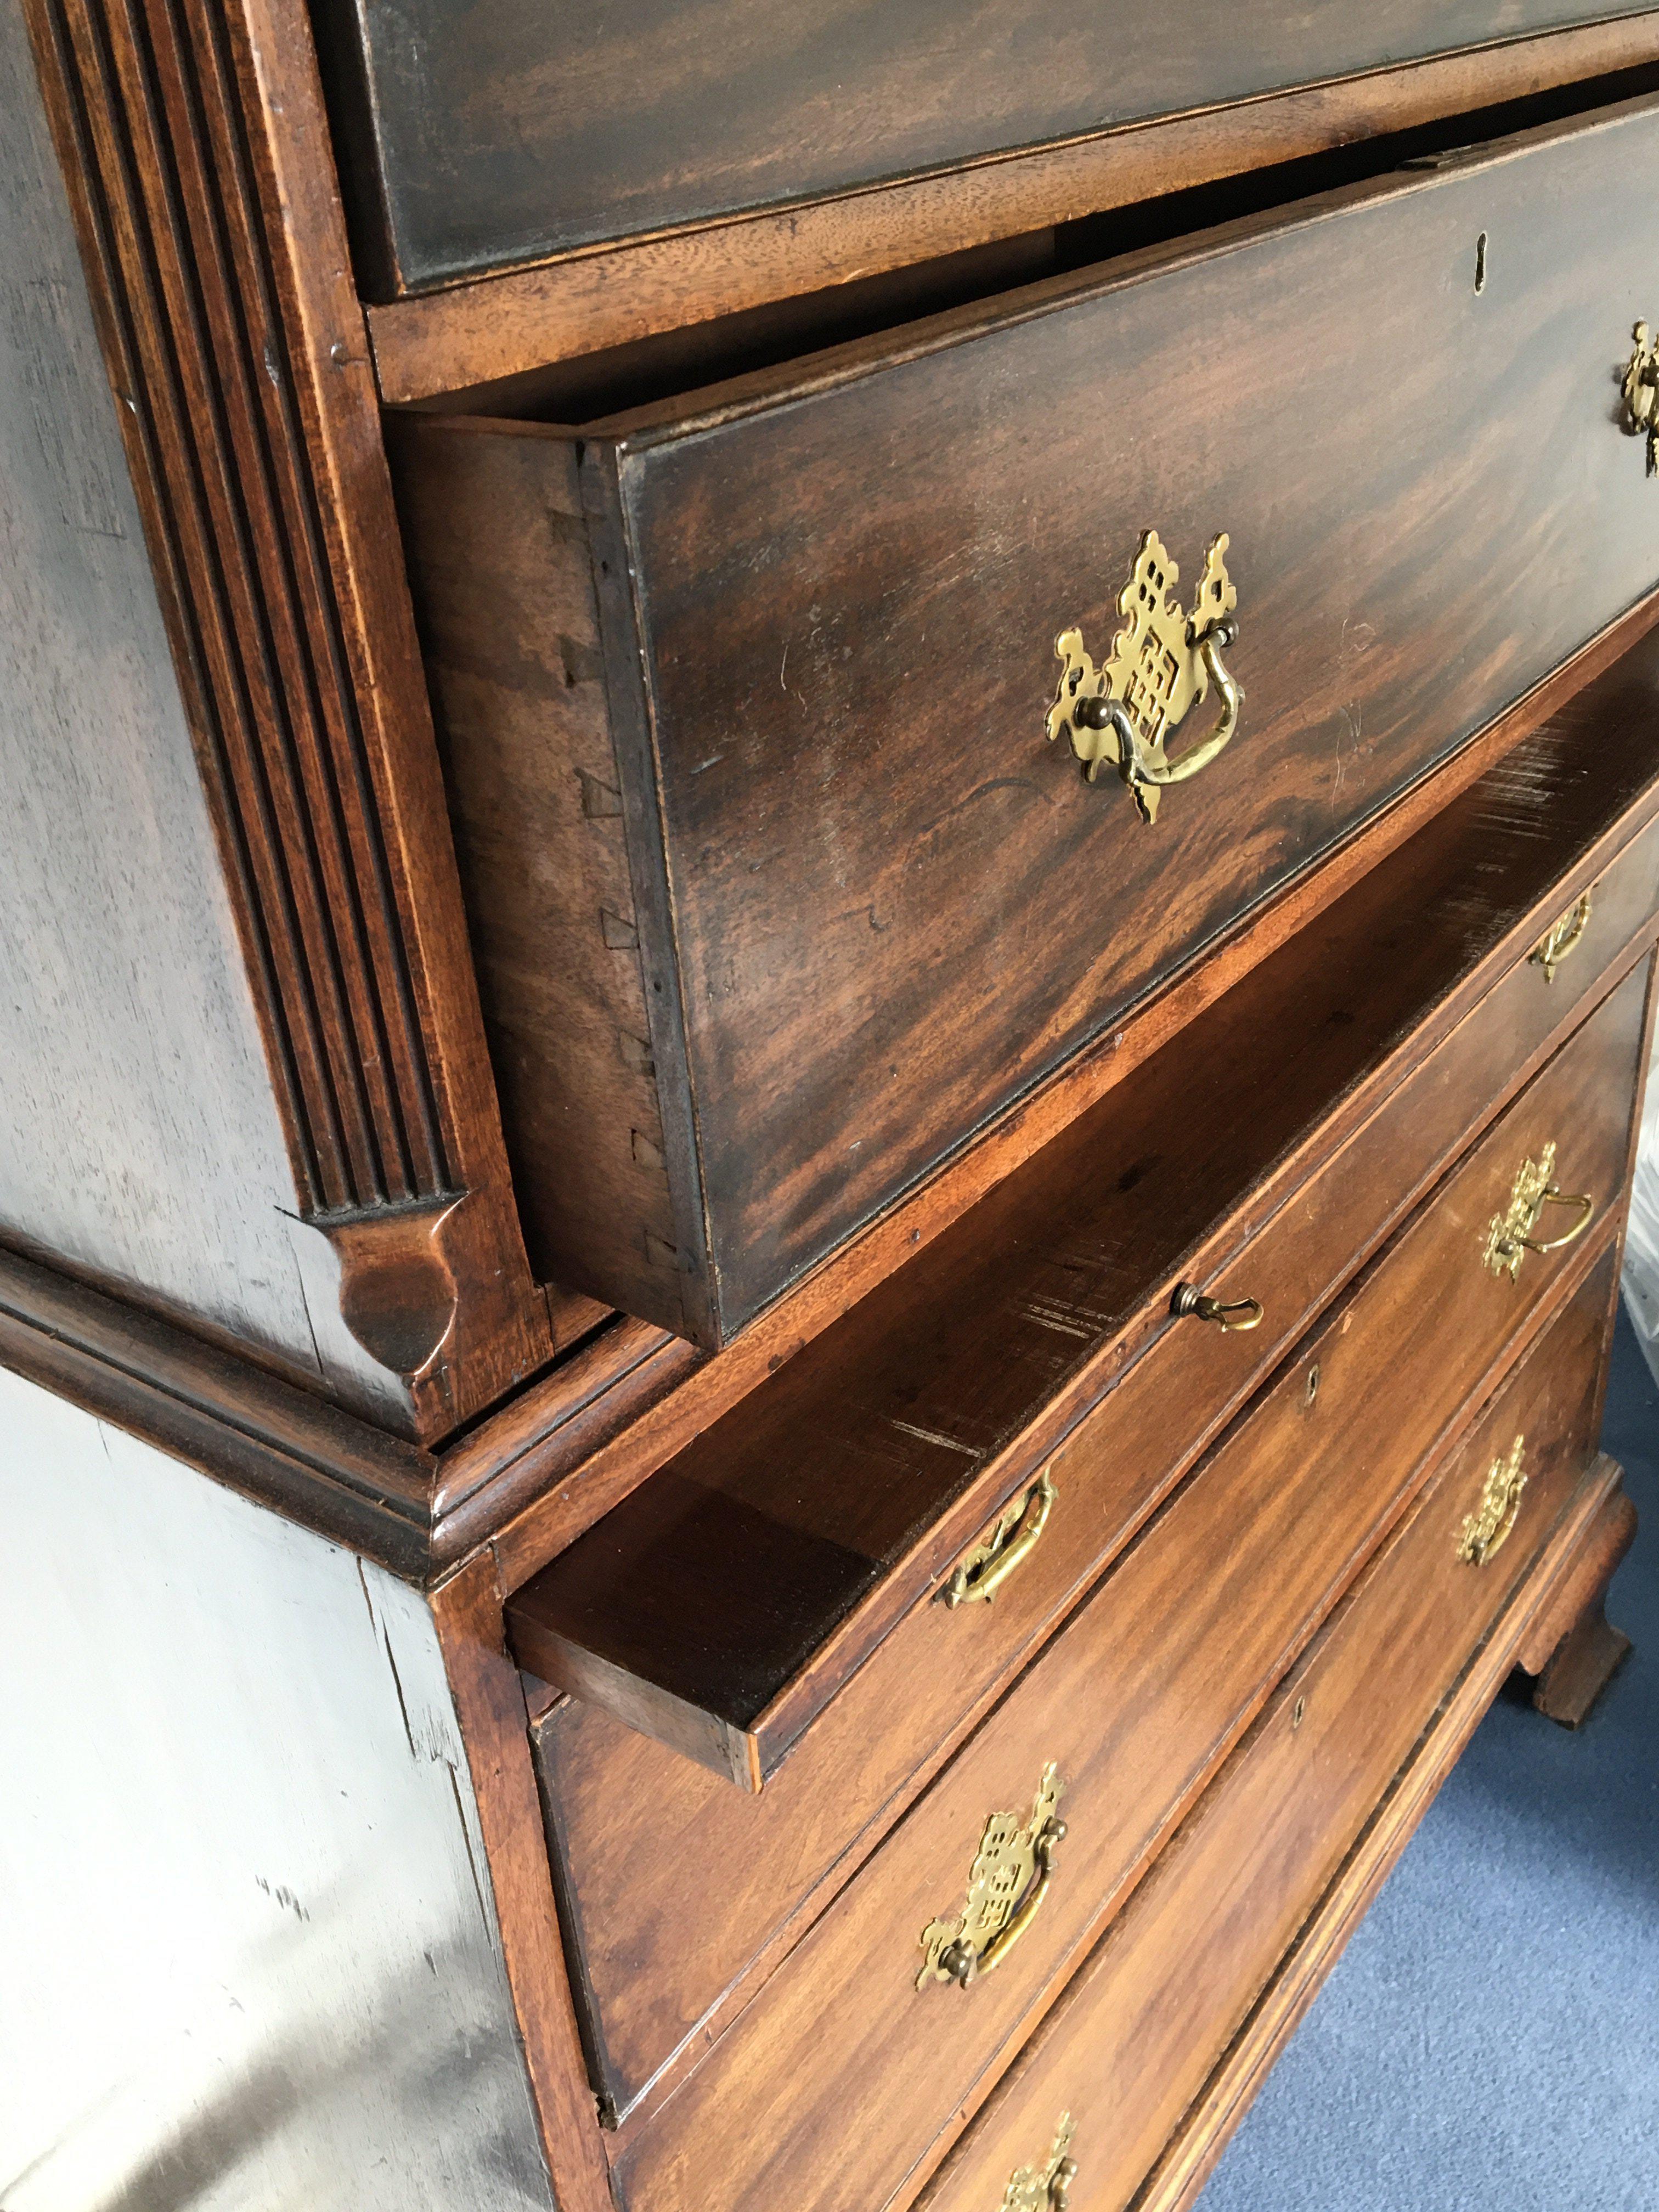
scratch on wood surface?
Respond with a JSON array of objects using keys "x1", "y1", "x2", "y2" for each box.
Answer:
[
  {"x1": 1021, "y1": 1299, "x2": 1096, "y2": 1340},
  {"x1": 885, "y1": 1418, "x2": 980, "y2": 1458}
]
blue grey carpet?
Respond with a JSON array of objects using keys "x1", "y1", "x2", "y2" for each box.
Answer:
[{"x1": 1198, "y1": 1307, "x2": 1659, "y2": 2212}]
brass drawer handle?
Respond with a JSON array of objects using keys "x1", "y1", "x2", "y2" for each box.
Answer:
[
  {"x1": 1001, "y1": 2115, "x2": 1078, "y2": 2211},
  {"x1": 943, "y1": 1470, "x2": 1056, "y2": 1609},
  {"x1": 1623, "y1": 321, "x2": 1659, "y2": 475},
  {"x1": 917, "y1": 1764, "x2": 1066, "y2": 1990},
  {"x1": 1531, "y1": 890, "x2": 1592, "y2": 983},
  {"x1": 1482, "y1": 1142, "x2": 1595, "y2": 1281},
  {"x1": 1458, "y1": 1437, "x2": 1527, "y2": 1566},
  {"x1": 1048, "y1": 529, "x2": 1243, "y2": 825},
  {"x1": 1172, "y1": 1280, "x2": 1264, "y2": 1331}
]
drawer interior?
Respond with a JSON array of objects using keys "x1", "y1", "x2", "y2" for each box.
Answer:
[{"x1": 508, "y1": 629, "x2": 1659, "y2": 1793}]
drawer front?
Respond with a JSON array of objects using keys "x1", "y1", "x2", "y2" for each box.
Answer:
[
  {"x1": 403, "y1": 99, "x2": 1659, "y2": 1344},
  {"x1": 330, "y1": 3, "x2": 1637, "y2": 291},
  {"x1": 916, "y1": 1251, "x2": 1617, "y2": 2212},
  {"x1": 611, "y1": 967, "x2": 1644, "y2": 2212},
  {"x1": 533, "y1": 908, "x2": 1657, "y2": 2117}
]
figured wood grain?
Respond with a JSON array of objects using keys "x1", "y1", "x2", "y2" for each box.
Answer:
[
  {"x1": 364, "y1": 20, "x2": 1659, "y2": 402},
  {"x1": 525, "y1": 920, "x2": 1659, "y2": 2119},
  {"x1": 3, "y1": 648, "x2": 1657, "y2": 1584},
  {"x1": 913, "y1": 1257, "x2": 1616, "y2": 2212},
  {"x1": 21, "y1": 0, "x2": 551, "y2": 1436},
  {"x1": 398, "y1": 97, "x2": 1659, "y2": 1349},
  {"x1": 608, "y1": 1175, "x2": 1633, "y2": 2212},
  {"x1": 1130, "y1": 1447, "x2": 1630, "y2": 2212},
  {"x1": 469, "y1": 603, "x2": 1659, "y2": 1580},
  {"x1": 317, "y1": 4, "x2": 1659, "y2": 300},
  {"x1": 508, "y1": 771, "x2": 1659, "y2": 1798}
]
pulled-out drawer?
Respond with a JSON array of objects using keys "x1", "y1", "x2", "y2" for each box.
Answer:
[
  {"x1": 603, "y1": 968, "x2": 1643, "y2": 2212},
  {"x1": 523, "y1": 775, "x2": 1659, "y2": 2120},
  {"x1": 394, "y1": 97, "x2": 1659, "y2": 1348},
  {"x1": 914, "y1": 1250, "x2": 1618, "y2": 2212}
]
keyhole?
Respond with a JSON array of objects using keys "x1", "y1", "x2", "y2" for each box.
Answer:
[
  {"x1": 1474, "y1": 232, "x2": 1488, "y2": 294},
  {"x1": 1306, "y1": 1363, "x2": 1321, "y2": 1407},
  {"x1": 1293, "y1": 1696, "x2": 1307, "y2": 1731}
]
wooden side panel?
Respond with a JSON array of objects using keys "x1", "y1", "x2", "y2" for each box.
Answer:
[
  {"x1": 317, "y1": 0, "x2": 1647, "y2": 293},
  {"x1": 432, "y1": 1555, "x2": 613, "y2": 2212},
  {"x1": 20, "y1": 0, "x2": 551, "y2": 1436},
  {"x1": 0, "y1": 0, "x2": 324, "y2": 1380},
  {"x1": 388, "y1": 417, "x2": 690, "y2": 1333}
]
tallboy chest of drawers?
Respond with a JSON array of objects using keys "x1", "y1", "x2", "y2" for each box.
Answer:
[{"x1": 2, "y1": 5, "x2": 1657, "y2": 2210}]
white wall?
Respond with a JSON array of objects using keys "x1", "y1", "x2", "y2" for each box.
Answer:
[{"x1": 0, "y1": 1366, "x2": 555, "y2": 2212}]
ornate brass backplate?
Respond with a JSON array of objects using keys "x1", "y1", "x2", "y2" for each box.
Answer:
[
  {"x1": 1481, "y1": 1142, "x2": 1594, "y2": 1281},
  {"x1": 1531, "y1": 890, "x2": 1592, "y2": 983},
  {"x1": 1458, "y1": 1436, "x2": 1527, "y2": 1566},
  {"x1": 1623, "y1": 321, "x2": 1659, "y2": 475},
  {"x1": 1000, "y1": 2113, "x2": 1079, "y2": 2212},
  {"x1": 917, "y1": 1763, "x2": 1065, "y2": 1990},
  {"x1": 1047, "y1": 529, "x2": 1242, "y2": 824}
]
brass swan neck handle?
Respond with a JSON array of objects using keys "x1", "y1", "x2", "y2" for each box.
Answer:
[
  {"x1": 1048, "y1": 529, "x2": 1244, "y2": 824},
  {"x1": 1074, "y1": 616, "x2": 1241, "y2": 797}
]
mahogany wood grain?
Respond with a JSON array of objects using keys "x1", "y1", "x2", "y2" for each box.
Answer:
[
  {"x1": 364, "y1": 25, "x2": 1659, "y2": 403},
  {"x1": 524, "y1": 932, "x2": 1657, "y2": 2120},
  {"x1": 1516, "y1": 1486, "x2": 1638, "y2": 1723},
  {"x1": 430, "y1": 1554, "x2": 612, "y2": 2212},
  {"x1": 323, "y1": 7, "x2": 1659, "y2": 304},
  {"x1": 1132, "y1": 1448, "x2": 1631, "y2": 2212},
  {"x1": 396, "y1": 98, "x2": 1659, "y2": 1348},
  {"x1": 913, "y1": 1256, "x2": 1616, "y2": 2212},
  {"x1": 3, "y1": 659, "x2": 1657, "y2": 1584},
  {"x1": 507, "y1": 825, "x2": 1659, "y2": 1797},
  {"x1": 472, "y1": 604, "x2": 1659, "y2": 1580},
  {"x1": 607, "y1": 1187, "x2": 1630, "y2": 2212},
  {"x1": 20, "y1": 0, "x2": 553, "y2": 1437}
]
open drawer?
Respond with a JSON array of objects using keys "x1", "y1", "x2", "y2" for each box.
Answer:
[
  {"x1": 394, "y1": 95, "x2": 1659, "y2": 1346},
  {"x1": 516, "y1": 650, "x2": 1659, "y2": 2123}
]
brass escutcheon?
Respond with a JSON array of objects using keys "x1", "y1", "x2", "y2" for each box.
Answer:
[
  {"x1": 917, "y1": 1764, "x2": 1066, "y2": 1990},
  {"x1": 1623, "y1": 321, "x2": 1659, "y2": 476},
  {"x1": 1173, "y1": 1279, "x2": 1264, "y2": 1332},
  {"x1": 943, "y1": 1470, "x2": 1056, "y2": 1609},
  {"x1": 1458, "y1": 1436, "x2": 1528, "y2": 1566},
  {"x1": 1047, "y1": 529, "x2": 1243, "y2": 825},
  {"x1": 1531, "y1": 891, "x2": 1593, "y2": 983},
  {"x1": 1481, "y1": 1143, "x2": 1595, "y2": 1282},
  {"x1": 1000, "y1": 2114, "x2": 1079, "y2": 2212}
]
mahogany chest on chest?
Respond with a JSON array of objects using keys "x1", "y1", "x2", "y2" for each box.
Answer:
[{"x1": 3, "y1": 4, "x2": 1657, "y2": 2208}]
